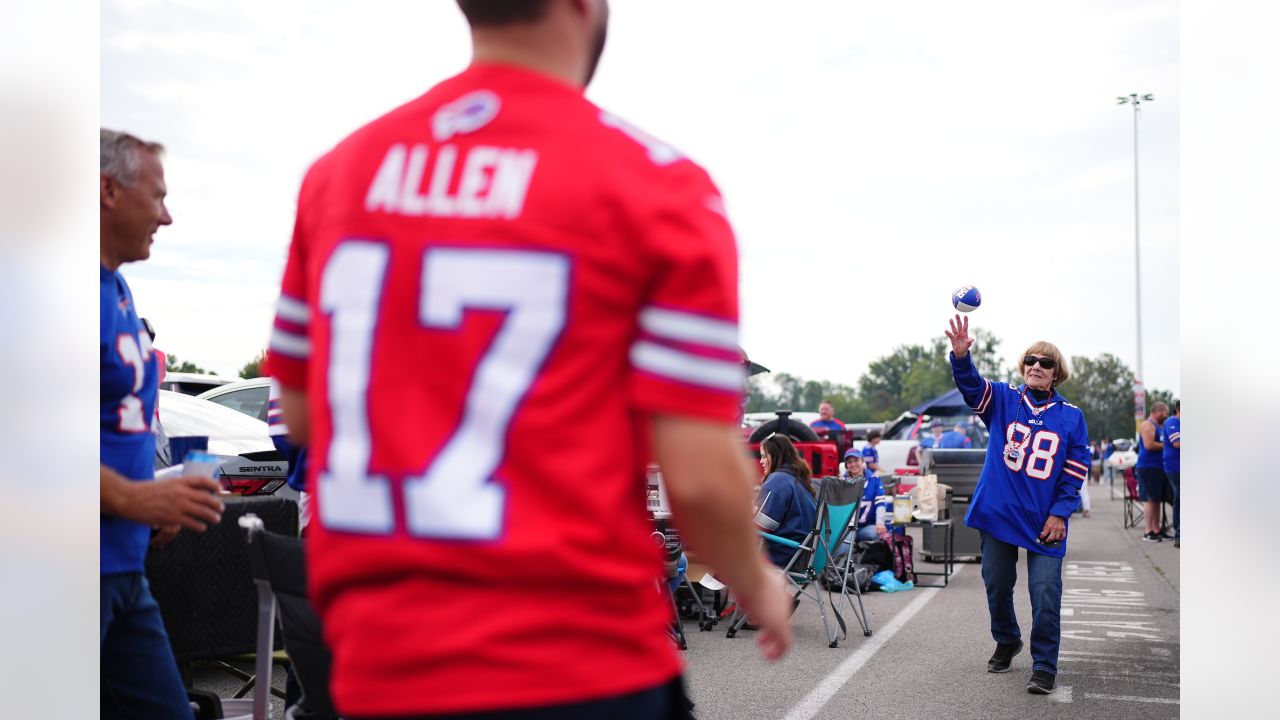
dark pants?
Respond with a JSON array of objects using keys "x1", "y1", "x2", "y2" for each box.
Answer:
[
  {"x1": 1136, "y1": 465, "x2": 1169, "y2": 503},
  {"x1": 1167, "y1": 471, "x2": 1180, "y2": 539},
  {"x1": 351, "y1": 676, "x2": 692, "y2": 720},
  {"x1": 979, "y1": 532, "x2": 1064, "y2": 675},
  {"x1": 101, "y1": 573, "x2": 193, "y2": 719}
]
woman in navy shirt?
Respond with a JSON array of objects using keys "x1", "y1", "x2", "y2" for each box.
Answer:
[{"x1": 753, "y1": 434, "x2": 817, "y2": 568}]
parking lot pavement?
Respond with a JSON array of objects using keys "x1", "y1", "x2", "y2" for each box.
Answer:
[
  {"x1": 680, "y1": 485, "x2": 1180, "y2": 720},
  {"x1": 187, "y1": 482, "x2": 1179, "y2": 720}
]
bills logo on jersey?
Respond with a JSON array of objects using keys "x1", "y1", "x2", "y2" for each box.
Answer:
[{"x1": 433, "y1": 90, "x2": 501, "y2": 142}]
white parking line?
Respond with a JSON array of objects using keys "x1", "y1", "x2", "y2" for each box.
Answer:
[
  {"x1": 1075, "y1": 607, "x2": 1157, "y2": 614},
  {"x1": 1048, "y1": 684, "x2": 1073, "y2": 703},
  {"x1": 1084, "y1": 693, "x2": 1180, "y2": 705},
  {"x1": 781, "y1": 566, "x2": 965, "y2": 720},
  {"x1": 1060, "y1": 650, "x2": 1176, "y2": 660}
]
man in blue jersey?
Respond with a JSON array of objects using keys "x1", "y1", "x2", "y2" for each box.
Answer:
[
  {"x1": 939, "y1": 422, "x2": 972, "y2": 449},
  {"x1": 809, "y1": 400, "x2": 846, "y2": 437},
  {"x1": 1162, "y1": 402, "x2": 1180, "y2": 548},
  {"x1": 1137, "y1": 402, "x2": 1171, "y2": 542},
  {"x1": 945, "y1": 315, "x2": 1089, "y2": 696},
  {"x1": 919, "y1": 419, "x2": 946, "y2": 449},
  {"x1": 100, "y1": 129, "x2": 225, "y2": 719}
]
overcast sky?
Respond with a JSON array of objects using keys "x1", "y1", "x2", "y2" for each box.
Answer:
[{"x1": 101, "y1": 0, "x2": 1180, "y2": 397}]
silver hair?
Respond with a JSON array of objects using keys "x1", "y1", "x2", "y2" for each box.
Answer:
[{"x1": 100, "y1": 128, "x2": 165, "y2": 186}]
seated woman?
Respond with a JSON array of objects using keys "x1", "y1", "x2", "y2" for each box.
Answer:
[
  {"x1": 842, "y1": 449, "x2": 885, "y2": 542},
  {"x1": 753, "y1": 434, "x2": 818, "y2": 569}
]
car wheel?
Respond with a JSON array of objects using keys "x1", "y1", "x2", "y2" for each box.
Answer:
[{"x1": 748, "y1": 418, "x2": 820, "y2": 444}]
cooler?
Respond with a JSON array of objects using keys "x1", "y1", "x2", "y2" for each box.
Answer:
[{"x1": 920, "y1": 448, "x2": 986, "y2": 561}]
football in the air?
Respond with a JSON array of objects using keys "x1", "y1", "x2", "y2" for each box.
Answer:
[{"x1": 952, "y1": 285, "x2": 981, "y2": 313}]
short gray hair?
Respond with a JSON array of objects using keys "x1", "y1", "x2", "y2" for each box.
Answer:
[{"x1": 101, "y1": 128, "x2": 165, "y2": 186}]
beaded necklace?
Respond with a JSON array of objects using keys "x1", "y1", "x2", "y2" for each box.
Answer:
[{"x1": 1005, "y1": 385, "x2": 1053, "y2": 462}]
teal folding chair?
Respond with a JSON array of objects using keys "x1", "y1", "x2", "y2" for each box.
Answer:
[
  {"x1": 728, "y1": 475, "x2": 869, "y2": 647},
  {"x1": 813, "y1": 476, "x2": 873, "y2": 640}
]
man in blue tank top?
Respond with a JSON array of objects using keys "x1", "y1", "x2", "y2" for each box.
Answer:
[{"x1": 1136, "y1": 402, "x2": 1170, "y2": 542}]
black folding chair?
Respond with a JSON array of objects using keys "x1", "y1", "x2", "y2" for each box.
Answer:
[{"x1": 239, "y1": 514, "x2": 338, "y2": 720}]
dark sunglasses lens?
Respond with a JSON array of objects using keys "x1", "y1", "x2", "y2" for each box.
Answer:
[{"x1": 1024, "y1": 356, "x2": 1056, "y2": 369}]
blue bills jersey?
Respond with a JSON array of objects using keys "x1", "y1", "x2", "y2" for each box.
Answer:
[
  {"x1": 855, "y1": 472, "x2": 885, "y2": 529},
  {"x1": 1162, "y1": 416, "x2": 1180, "y2": 474},
  {"x1": 950, "y1": 353, "x2": 1089, "y2": 557},
  {"x1": 860, "y1": 444, "x2": 879, "y2": 467},
  {"x1": 101, "y1": 267, "x2": 160, "y2": 574},
  {"x1": 1136, "y1": 418, "x2": 1164, "y2": 468}
]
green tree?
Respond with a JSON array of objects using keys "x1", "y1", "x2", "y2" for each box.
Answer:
[
  {"x1": 858, "y1": 329, "x2": 1011, "y2": 421},
  {"x1": 745, "y1": 373, "x2": 873, "y2": 421},
  {"x1": 744, "y1": 375, "x2": 777, "y2": 414},
  {"x1": 749, "y1": 328, "x2": 1010, "y2": 423},
  {"x1": 1059, "y1": 353, "x2": 1137, "y2": 441},
  {"x1": 858, "y1": 343, "x2": 935, "y2": 420},
  {"x1": 240, "y1": 349, "x2": 266, "y2": 379},
  {"x1": 164, "y1": 354, "x2": 207, "y2": 374},
  {"x1": 970, "y1": 328, "x2": 1011, "y2": 381},
  {"x1": 1146, "y1": 387, "x2": 1178, "y2": 414}
]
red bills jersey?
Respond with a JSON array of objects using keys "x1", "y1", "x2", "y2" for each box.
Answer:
[{"x1": 265, "y1": 63, "x2": 743, "y2": 716}]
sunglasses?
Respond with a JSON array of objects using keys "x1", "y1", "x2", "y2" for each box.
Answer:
[{"x1": 1023, "y1": 355, "x2": 1057, "y2": 370}]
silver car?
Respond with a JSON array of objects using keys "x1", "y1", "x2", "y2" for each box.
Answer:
[{"x1": 196, "y1": 377, "x2": 272, "y2": 423}]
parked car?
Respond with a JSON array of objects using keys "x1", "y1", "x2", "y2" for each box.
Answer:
[
  {"x1": 197, "y1": 377, "x2": 271, "y2": 422},
  {"x1": 159, "y1": 371, "x2": 238, "y2": 396},
  {"x1": 155, "y1": 389, "x2": 276, "y2": 465},
  {"x1": 154, "y1": 390, "x2": 296, "y2": 499}
]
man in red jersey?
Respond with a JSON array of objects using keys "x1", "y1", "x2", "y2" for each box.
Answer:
[{"x1": 266, "y1": 1, "x2": 792, "y2": 717}]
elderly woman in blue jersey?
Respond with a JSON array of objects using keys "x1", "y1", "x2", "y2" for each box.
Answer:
[
  {"x1": 945, "y1": 314, "x2": 1090, "y2": 697},
  {"x1": 753, "y1": 434, "x2": 818, "y2": 569}
]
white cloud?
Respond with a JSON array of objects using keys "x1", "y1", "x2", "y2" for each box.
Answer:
[{"x1": 102, "y1": 0, "x2": 1179, "y2": 395}]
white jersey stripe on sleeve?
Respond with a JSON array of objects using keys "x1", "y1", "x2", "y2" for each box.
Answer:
[
  {"x1": 974, "y1": 380, "x2": 993, "y2": 414},
  {"x1": 631, "y1": 341, "x2": 745, "y2": 392},
  {"x1": 269, "y1": 329, "x2": 311, "y2": 358},
  {"x1": 276, "y1": 295, "x2": 311, "y2": 325},
  {"x1": 638, "y1": 307, "x2": 738, "y2": 351}
]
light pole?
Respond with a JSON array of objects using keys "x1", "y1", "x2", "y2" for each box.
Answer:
[{"x1": 1117, "y1": 92, "x2": 1153, "y2": 424}]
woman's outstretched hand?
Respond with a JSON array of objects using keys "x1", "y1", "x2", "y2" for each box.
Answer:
[{"x1": 945, "y1": 314, "x2": 976, "y2": 357}]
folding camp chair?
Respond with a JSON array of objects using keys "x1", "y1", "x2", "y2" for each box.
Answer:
[
  {"x1": 239, "y1": 514, "x2": 338, "y2": 720},
  {"x1": 1123, "y1": 468, "x2": 1144, "y2": 530},
  {"x1": 811, "y1": 476, "x2": 873, "y2": 640},
  {"x1": 727, "y1": 476, "x2": 870, "y2": 648}
]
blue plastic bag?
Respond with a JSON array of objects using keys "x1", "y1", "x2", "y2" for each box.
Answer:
[{"x1": 871, "y1": 569, "x2": 914, "y2": 592}]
